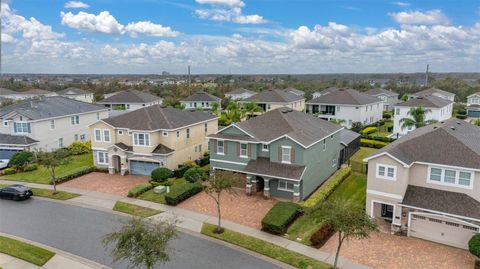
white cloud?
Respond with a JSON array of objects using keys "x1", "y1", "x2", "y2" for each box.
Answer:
[
  {"x1": 195, "y1": 0, "x2": 244, "y2": 8},
  {"x1": 389, "y1": 10, "x2": 450, "y2": 25},
  {"x1": 125, "y1": 21, "x2": 179, "y2": 37},
  {"x1": 1, "y1": 33, "x2": 15, "y2": 43},
  {"x1": 392, "y1": 2, "x2": 410, "y2": 7},
  {"x1": 64, "y1": 1, "x2": 89, "y2": 9},
  {"x1": 195, "y1": 0, "x2": 266, "y2": 24},
  {"x1": 233, "y1": 14, "x2": 266, "y2": 24}
]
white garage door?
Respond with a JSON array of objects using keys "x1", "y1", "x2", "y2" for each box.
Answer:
[{"x1": 409, "y1": 214, "x2": 479, "y2": 249}]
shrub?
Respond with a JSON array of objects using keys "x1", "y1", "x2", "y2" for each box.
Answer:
[
  {"x1": 457, "y1": 109, "x2": 467, "y2": 115},
  {"x1": 302, "y1": 167, "x2": 351, "y2": 208},
  {"x1": 383, "y1": 111, "x2": 392, "y2": 119},
  {"x1": 67, "y1": 141, "x2": 91, "y2": 155},
  {"x1": 360, "y1": 138, "x2": 389, "y2": 149},
  {"x1": 151, "y1": 167, "x2": 172, "y2": 182},
  {"x1": 24, "y1": 164, "x2": 39, "y2": 172},
  {"x1": 173, "y1": 166, "x2": 189, "y2": 178},
  {"x1": 9, "y1": 151, "x2": 33, "y2": 169},
  {"x1": 54, "y1": 166, "x2": 95, "y2": 184},
  {"x1": 360, "y1": 126, "x2": 377, "y2": 135},
  {"x1": 3, "y1": 168, "x2": 16, "y2": 175},
  {"x1": 361, "y1": 134, "x2": 396, "y2": 143},
  {"x1": 127, "y1": 183, "x2": 153, "y2": 198},
  {"x1": 350, "y1": 122, "x2": 363, "y2": 133},
  {"x1": 469, "y1": 234, "x2": 480, "y2": 259},
  {"x1": 164, "y1": 182, "x2": 203, "y2": 205},
  {"x1": 261, "y1": 202, "x2": 301, "y2": 234},
  {"x1": 310, "y1": 224, "x2": 334, "y2": 248},
  {"x1": 184, "y1": 167, "x2": 206, "y2": 183},
  {"x1": 456, "y1": 114, "x2": 468, "y2": 120}
]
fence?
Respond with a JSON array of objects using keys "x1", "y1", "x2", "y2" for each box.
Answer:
[{"x1": 349, "y1": 159, "x2": 368, "y2": 174}]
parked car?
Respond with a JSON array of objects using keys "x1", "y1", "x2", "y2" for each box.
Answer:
[
  {"x1": 0, "y1": 159, "x2": 9, "y2": 170},
  {"x1": 0, "y1": 184, "x2": 33, "y2": 201}
]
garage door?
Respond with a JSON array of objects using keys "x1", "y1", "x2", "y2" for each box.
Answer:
[
  {"x1": 0, "y1": 149, "x2": 21, "y2": 160},
  {"x1": 129, "y1": 160, "x2": 160, "y2": 176},
  {"x1": 409, "y1": 214, "x2": 479, "y2": 249}
]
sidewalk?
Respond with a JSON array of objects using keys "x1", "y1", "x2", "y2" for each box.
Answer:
[{"x1": 0, "y1": 179, "x2": 371, "y2": 269}]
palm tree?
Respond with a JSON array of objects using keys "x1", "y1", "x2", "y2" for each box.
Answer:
[
  {"x1": 400, "y1": 107, "x2": 436, "y2": 131},
  {"x1": 226, "y1": 101, "x2": 242, "y2": 122},
  {"x1": 242, "y1": 102, "x2": 262, "y2": 119},
  {"x1": 211, "y1": 102, "x2": 220, "y2": 116}
]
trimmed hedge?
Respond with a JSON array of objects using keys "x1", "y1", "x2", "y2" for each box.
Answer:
[
  {"x1": 54, "y1": 166, "x2": 95, "y2": 184},
  {"x1": 361, "y1": 134, "x2": 396, "y2": 143},
  {"x1": 310, "y1": 224, "x2": 334, "y2": 248},
  {"x1": 360, "y1": 126, "x2": 377, "y2": 135},
  {"x1": 456, "y1": 114, "x2": 468, "y2": 120},
  {"x1": 151, "y1": 167, "x2": 172, "y2": 182},
  {"x1": 302, "y1": 167, "x2": 351, "y2": 208},
  {"x1": 469, "y1": 233, "x2": 480, "y2": 259},
  {"x1": 164, "y1": 182, "x2": 203, "y2": 205},
  {"x1": 3, "y1": 168, "x2": 16, "y2": 175},
  {"x1": 184, "y1": 167, "x2": 206, "y2": 183},
  {"x1": 261, "y1": 202, "x2": 301, "y2": 234},
  {"x1": 360, "y1": 138, "x2": 389, "y2": 149},
  {"x1": 127, "y1": 183, "x2": 153, "y2": 198}
]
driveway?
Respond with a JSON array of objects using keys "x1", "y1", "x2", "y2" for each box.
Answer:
[
  {"x1": 178, "y1": 189, "x2": 278, "y2": 228},
  {"x1": 320, "y1": 230, "x2": 475, "y2": 269},
  {"x1": 60, "y1": 172, "x2": 149, "y2": 196}
]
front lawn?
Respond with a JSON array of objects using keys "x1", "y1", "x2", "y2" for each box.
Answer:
[
  {"x1": 0, "y1": 154, "x2": 93, "y2": 184},
  {"x1": 0, "y1": 235, "x2": 55, "y2": 266},
  {"x1": 137, "y1": 178, "x2": 188, "y2": 204},
  {"x1": 350, "y1": 147, "x2": 377, "y2": 163},
  {"x1": 113, "y1": 201, "x2": 161, "y2": 217},
  {"x1": 287, "y1": 173, "x2": 367, "y2": 245},
  {"x1": 0, "y1": 184, "x2": 79, "y2": 200},
  {"x1": 201, "y1": 223, "x2": 329, "y2": 269}
]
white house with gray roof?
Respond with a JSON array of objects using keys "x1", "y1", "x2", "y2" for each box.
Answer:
[
  {"x1": 364, "y1": 119, "x2": 480, "y2": 249},
  {"x1": 225, "y1": 88, "x2": 256, "y2": 100},
  {"x1": 97, "y1": 90, "x2": 162, "y2": 112},
  {"x1": 409, "y1": 88, "x2": 455, "y2": 102},
  {"x1": 180, "y1": 91, "x2": 222, "y2": 110},
  {"x1": 467, "y1": 92, "x2": 480, "y2": 118},
  {"x1": 365, "y1": 88, "x2": 400, "y2": 111},
  {"x1": 238, "y1": 89, "x2": 306, "y2": 114},
  {"x1": 0, "y1": 96, "x2": 109, "y2": 152},
  {"x1": 58, "y1": 87, "x2": 94, "y2": 103},
  {"x1": 306, "y1": 88, "x2": 383, "y2": 128}
]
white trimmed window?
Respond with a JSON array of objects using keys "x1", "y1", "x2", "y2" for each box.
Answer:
[
  {"x1": 240, "y1": 143, "x2": 248, "y2": 158},
  {"x1": 376, "y1": 164, "x2": 396, "y2": 180},
  {"x1": 281, "y1": 146, "x2": 291, "y2": 164},
  {"x1": 262, "y1": 144, "x2": 269, "y2": 151},
  {"x1": 322, "y1": 139, "x2": 326, "y2": 151},
  {"x1": 58, "y1": 138, "x2": 63, "y2": 147},
  {"x1": 50, "y1": 120, "x2": 55, "y2": 129},
  {"x1": 118, "y1": 130, "x2": 124, "y2": 135},
  {"x1": 176, "y1": 131, "x2": 180, "y2": 138},
  {"x1": 94, "y1": 129, "x2": 102, "y2": 142},
  {"x1": 133, "y1": 133, "x2": 150, "y2": 146},
  {"x1": 3, "y1": 121, "x2": 8, "y2": 127},
  {"x1": 14, "y1": 122, "x2": 31, "y2": 134},
  {"x1": 162, "y1": 131, "x2": 168, "y2": 137},
  {"x1": 97, "y1": 152, "x2": 108, "y2": 164},
  {"x1": 217, "y1": 140, "x2": 224, "y2": 154},
  {"x1": 103, "y1": 130, "x2": 111, "y2": 142},
  {"x1": 96, "y1": 112, "x2": 100, "y2": 120},
  {"x1": 204, "y1": 123, "x2": 208, "y2": 133},
  {"x1": 71, "y1": 115, "x2": 79, "y2": 125},
  {"x1": 278, "y1": 180, "x2": 294, "y2": 192},
  {"x1": 186, "y1": 128, "x2": 190, "y2": 139},
  {"x1": 428, "y1": 166, "x2": 473, "y2": 188}
]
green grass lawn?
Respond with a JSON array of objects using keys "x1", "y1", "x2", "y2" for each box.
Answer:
[
  {"x1": 350, "y1": 147, "x2": 378, "y2": 163},
  {"x1": 0, "y1": 154, "x2": 93, "y2": 184},
  {"x1": 371, "y1": 131, "x2": 392, "y2": 137},
  {"x1": 0, "y1": 235, "x2": 55, "y2": 266},
  {"x1": 201, "y1": 223, "x2": 329, "y2": 269},
  {"x1": 113, "y1": 201, "x2": 161, "y2": 218},
  {"x1": 287, "y1": 173, "x2": 367, "y2": 245},
  {"x1": 137, "y1": 178, "x2": 187, "y2": 204},
  {"x1": 0, "y1": 184, "x2": 79, "y2": 200}
]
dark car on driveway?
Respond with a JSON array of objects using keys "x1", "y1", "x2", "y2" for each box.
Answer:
[{"x1": 0, "y1": 184, "x2": 33, "y2": 201}]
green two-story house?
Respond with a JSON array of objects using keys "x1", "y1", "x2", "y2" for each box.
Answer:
[{"x1": 208, "y1": 107, "x2": 344, "y2": 201}]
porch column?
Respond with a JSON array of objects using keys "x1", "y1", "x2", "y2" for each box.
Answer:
[
  {"x1": 293, "y1": 183, "x2": 301, "y2": 202},
  {"x1": 108, "y1": 154, "x2": 115, "y2": 175},
  {"x1": 246, "y1": 175, "x2": 253, "y2": 195},
  {"x1": 263, "y1": 178, "x2": 270, "y2": 198},
  {"x1": 120, "y1": 156, "x2": 127, "y2": 176}
]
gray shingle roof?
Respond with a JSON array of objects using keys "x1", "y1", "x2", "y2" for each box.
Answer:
[
  {"x1": 98, "y1": 90, "x2": 161, "y2": 104},
  {"x1": 467, "y1": 92, "x2": 480, "y2": 98},
  {"x1": 340, "y1": 129, "x2": 360, "y2": 146},
  {"x1": 402, "y1": 185, "x2": 480, "y2": 220},
  {"x1": 229, "y1": 107, "x2": 343, "y2": 147},
  {"x1": 0, "y1": 133, "x2": 38, "y2": 146},
  {"x1": 58, "y1": 87, "x2": 90, "y2": 95},
  {"x1": 225, "y1": 88, "x2": 256, "y2": 95},
  {"x1": 307, "y1": 88, "x2": 382, "y2": 105},
  {"x1": 114, "y1": 142, "x2": 133, "y2": 151},
  {"x1": 181, "y1": 91, "x2": 221, "y2": 102},
  {"x1": 242, "y1": 89, "x2": 305, "y2": 103},
  {"x1": 22, "y1": 89, "x2": 54, "y2": 95},
  {"x1": 0, "y1": 88, "x2": 20, "y2": 96},
  {"x1": 370, "y1": 119, "x2": 480, "y2": 169},
  {"x1": 396, "y1": 95, "x2": 452, "y2": 108},
  {"x1": 103, "y1": 105, "x2": 217, "y2": 131},
  {"x1": 412, "y1": 88, "x2": 455, "y2": 98},
  {"x1": 152, "y1": 144, "x2": 174, "y2": 155},
  {"x1": 0, "y1": 96, "x2": 107, "y2": 120},
  {"x1": 243, "y1": 157, "x2": 306, "y2": 180},
  {"x1": 365, "y1": 88, "x2": 399, "y2": 97}
]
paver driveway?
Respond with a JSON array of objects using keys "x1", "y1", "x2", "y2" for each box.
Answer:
[
  {"x1": 178, "y1": 188, "x2": 278, "y2": 228},
  {"x1": 321, "y1": 230, "x2": 475, "y2": 269},
  {"x1": 61, "y1": 172, "x2": 149, "y2": 196}
]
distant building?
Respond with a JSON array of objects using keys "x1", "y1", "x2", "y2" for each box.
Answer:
[
  {"x1": 409, "y1": 88, "x2": 455, "y2": 102},
  {"x1": 97, "y1": 90, "x2": 162, "y2": 112},
  {"x1": 365, "y1": 88, "x2": 400, "y2": 111},
  {"x1": 58, "y1": 87, "x2": 94, "y2": 103},
  {"x1": 238, "y1": 89, "x2": 305, "y2": 114},
  {"x1": 466, "y1": 92, "x2": 480, "y2": 118},
  {"x1": 180, "y1": 91, "x2": 222, "y2": 110},
  {"x1": 225, "y1": 88, "x2": 256, "y2": 100}
]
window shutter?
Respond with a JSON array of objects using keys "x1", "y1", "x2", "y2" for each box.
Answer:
[
  {"x1": 291, "y1": 148, "x2": 295, "y2": 163},
  {"x1": 213, "y1": 140, "x2": 217, "y2": 153},
  {"x1": 248, "y1": 144, "x2": 252, "y2": 157},
  {"x1": 225, "y1": 142, "x2": 228, "y2": 154},
  {"x1": 278, "y1": 146, "x2": 282, "y2": 162},
  {"x1": 237, "y1": 143, "x2": 240, "y2": 156}
]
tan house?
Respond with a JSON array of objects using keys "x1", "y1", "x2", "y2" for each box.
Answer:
[
  {"x1": 238, "y1": 89, "x2": 305, "y2": 113},
  {"x1": 364, "y1": 119, "x2": 480, "y2": 249},
  {"x1": 90, "y1": 105, "x2": 218, "y2": 176}
]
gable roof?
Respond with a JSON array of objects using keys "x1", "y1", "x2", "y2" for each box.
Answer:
[
  {"x1": 242, "y1": 89, "x2": 305, "y2": 103},
  {"x1": 340, "y1": 129, "x2": 360, "y2": 146},
  {"x1": 58, "y1": 87, "x2": 90, "y2": 95},
  {"x1": 366, "y1": 119, "x2": 480, "y2": 170},
  {"x1": 216, "y1": 107, "x2": 342, "y2": 148},
  {"x1": 181, "y1": 91, "x2": 221, "y2": 102},
  {"x1": 0, "y1": 88, "x2": 20, "y2": 96},
  {"x1": 365, "y1": 88, "x2": 399, "y2": 97},
  {"x1": 467, "y1": 92, "x2": 480, "y2": 98},
  {"x1": 102, "y1": 105, "x2": 217, "y2": 131},
  {"x1": 396, "y1": 95, "x2": 452, "y2": 108},
  {"x1": 0, "y1": 96, "x2": 107, "y2": 121},
  {"x1": 0, "y1": 133, "x2": 38, "y2": 146},
  {"x1": 22, "y1": 89, "x2": 54, "y2": 95},
  {"x1": 412, "y1": 88, "x2": 455, "y2": 98},
  {"x1": 307, "y1": 88, "x2": 382, "y2": 105},
  {"x1": 225, "y1": 88, "x2": 256, "y2": 95},
  {"x1": 285, "y1": 87, "x2": 305, "y2": 96},
  {"x1": 98, "y1": 90, "x2": 161, "y2": 104}
]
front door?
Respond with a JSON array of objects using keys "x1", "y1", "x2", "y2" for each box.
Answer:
[{"x1": 381, "y1": 204, "x2": 394, "y2": 219}]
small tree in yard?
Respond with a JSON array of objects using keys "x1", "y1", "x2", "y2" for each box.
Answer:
[
  {"x1": 103, "y1": 217, "x2": 177, "y2": 269},
  {"x1": 314, "y1": 198, "x2": 378, "y2": 269},
  {"x1": 33, "y1": 149, "x2": 71, "y2": 193},
  {"x1": 469, "y1": 233, "x2": 480, "y2": 268},
  {"x1": 9, "y1": 151, "x2": 33, "y2": 170},
  {"x1": 204, "y1": 170, "x2": 235, "y2": 234}
]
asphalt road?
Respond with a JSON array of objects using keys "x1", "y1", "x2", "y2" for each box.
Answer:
[{"x1": 0, "y1": 198, "x2": 284, "y2": 269}]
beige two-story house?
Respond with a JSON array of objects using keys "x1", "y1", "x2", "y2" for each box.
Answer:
[
  {"x1": 90, "y1": 105, "x2": 218, "y2": 176},
  {"x1": 364, "y1": 119, "x2": 480, "y2": 249}
]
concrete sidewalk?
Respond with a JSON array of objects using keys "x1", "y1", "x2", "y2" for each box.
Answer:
[{"x1": 0, "y1": 179, "x2": 371, "y2": 269}]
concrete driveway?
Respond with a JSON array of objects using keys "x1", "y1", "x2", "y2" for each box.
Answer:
[{"x1": 60, "y1": 172, "x2": 149, "y2": 196}]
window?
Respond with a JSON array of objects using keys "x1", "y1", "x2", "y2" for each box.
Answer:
[
  {"x1": 14, "y1": 122, "x2": 31, "y2": 133},
  {"x1": 162, "y1": 131, "x2": 168, "y2": 137},
  {"x1": 204, "y1": 123, "x2": 208, "y2": 133},
  {"x1": 428, "y1": 167, "x2": 473, "y2": 188},
  {"x1": 118, "y1": 130, "x2": 124, "y2": 135},
  {"x1": 176, "y1": 131, "x2": 180, "y2": 138},
  {"x1": 186, "y1": 128, "x2": 190, "y2": 139},
  {"x1": 278, "y1": 180, "x2": 294, "y2": 192},
  {"x1": 376, "y1": 164, "x2": 396, "y2": 180},
  {"x1": 281, "y1": 146, "x2": 291, "y2": 163},
  {"x1": 267, "y1": 104, "x2": 271, "y2": 110},
  {"x1": 262, "y1": 144, "x2": 269, "y2": 151},
  {"x1": 96, "y1": 112, "x2": 100, "y2": 120},
  {"x1": 80, "y1": 134, "x2": 86, "y2": 141},
  {"x1": 198, "y1": 144, "x2": 202, "y2": 152},
  {"x1": 50, "y1": 120, "x2": 55, "y2": 129},
  {"x1": 97, "y1": 152, "x2": 108, "y2": 164},
  {"x1": 103, "y1": 130, "x2": 111, "y2": 142},
  {"x1": 74, "y1": 134, "x2": 78, "y2": 141},
  {"x1": 240, "y1": 143, "x2": 248, "y2": 157},
  {"x1": 332, "y1": 158, "x2": 337, "y2": 167},
  {"x1": 2, "y1": 121, "x2": 8, "y2": 127},
  {"x1": 71, "y1": 115, "x2": 79, "y2": 125},
  {"x1": 336, "y1": 106, "x2": 340, "y2": 112},
  {"x1": 217, "y1": 140, "x2": 224, "y2": 154},
  {"x1": 58, "y1": 138, "x2": 63, "y2": 147},
  {"x1": 133, "y1": 133, "x2": 150, "y2": 146},
  {"x1": 322, "y1": 139, "x2": 326, "y2": 151},
  {"x1": 94, "y1": 129, "x2": 102, "y2": 142},
  {"x1": 194, "y1": 146, "x2": 198, "y2": 152},
  {"x1": 395, "y1": 108, "x2": 400, "y2": 115}
]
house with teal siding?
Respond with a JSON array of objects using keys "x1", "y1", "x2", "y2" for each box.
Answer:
[{"x1": 208, "y1": 107, "x2": 344, "y2": 201}]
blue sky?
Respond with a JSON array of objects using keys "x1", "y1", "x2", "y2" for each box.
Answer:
[{"x1": 2, "y1": 0, "x2": 480, "y2": 74}]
